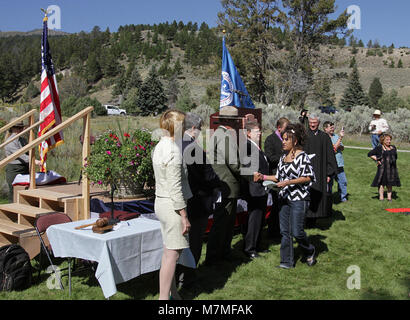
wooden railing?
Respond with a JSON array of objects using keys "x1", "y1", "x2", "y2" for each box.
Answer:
[
  {"x1": 0, "y1": 109, "x2": 40, "y2": 189},
  {"x1": 0, "y1": 107, "x2": 94, "y2": 218}
]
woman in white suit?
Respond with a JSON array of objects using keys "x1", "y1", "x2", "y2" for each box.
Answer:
[{"x1": 152, "y1": 109, "x2": 192, "y2": 300}]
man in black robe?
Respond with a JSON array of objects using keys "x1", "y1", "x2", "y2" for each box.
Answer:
[{"x1": 304, "y1": 114, "x2": 337, "y2": 225}]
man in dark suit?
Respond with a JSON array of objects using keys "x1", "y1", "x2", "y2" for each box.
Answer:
[
  {"x1": 182, "y1": 112, "x2": 220, "y2": 265},
  {"x1": 240, "y1": 121, "x2": 270, "y2": 259},
  {"x1": 263, "y1": 117, "x2": 290, "y2": 238},
  {"x1": 205, "y1": 106, "x2": 242, "y2": 265}
]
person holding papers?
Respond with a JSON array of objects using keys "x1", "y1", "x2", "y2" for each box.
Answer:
[{"x1": 254, "y1": 123, "x2": 316, "y2": 269}]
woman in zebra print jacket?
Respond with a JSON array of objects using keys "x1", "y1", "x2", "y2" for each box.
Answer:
[{"x1": 255, "y1": 123, "x2": 317, "y2": 269}]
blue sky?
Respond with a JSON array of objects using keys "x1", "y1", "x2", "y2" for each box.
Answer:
[{"x1": 0, "y1": 0, "x2": 408, "y2": 47}]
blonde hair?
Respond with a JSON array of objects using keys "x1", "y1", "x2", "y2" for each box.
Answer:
[{"x1": 160, "y1": 109, "x2": 185, "y2": 138}]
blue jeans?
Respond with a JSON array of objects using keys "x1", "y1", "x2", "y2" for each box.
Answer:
[
  {"x1": 329, "y1": 167, "x2": 348, "y2": 202},
  {"x1": 279, "y1": 199, "x2": 315, "y2": 267},
  {"x1": 371, "y1": 134, "x2": 380, "y2": 149}
]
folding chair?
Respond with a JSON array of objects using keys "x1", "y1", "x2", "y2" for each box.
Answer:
[{"x1": 35, "y1": 212, "x2": 80, "y2": 296}]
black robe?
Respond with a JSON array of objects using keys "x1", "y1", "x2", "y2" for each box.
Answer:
[
  {"x1": 367, "y1": 145, "x2": 401, "y2": 187},
  {"x1": 304, "y1": 129, "x2": 337, "y2": 218}
]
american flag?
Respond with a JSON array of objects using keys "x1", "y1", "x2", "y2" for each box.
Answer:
[{"x1": 39, "y1": 16, "x2": 64, "y2": 172}]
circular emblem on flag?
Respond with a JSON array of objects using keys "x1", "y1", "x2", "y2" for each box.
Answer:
[{"x1": 220, "y1": 71, "x2": 233, "y2": 106}]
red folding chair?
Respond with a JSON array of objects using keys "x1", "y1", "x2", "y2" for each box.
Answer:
[{"x1": 34, "y1": 212, "x2": 91, "y2": 296}]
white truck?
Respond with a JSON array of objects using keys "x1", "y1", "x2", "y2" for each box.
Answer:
[{"x1": 103, "y1": 105, "x2": 127, "y2": 116}]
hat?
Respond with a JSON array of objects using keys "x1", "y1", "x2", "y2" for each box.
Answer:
[
  {"x1": 219, "y1": 106, "x2": 239, "y2": 117},
  {"x1": 9, "y1": 117, "x2": 25, "y2": 128},
  {"x1": 373, "y1": 110, "x2": 382, "y2": 116}
]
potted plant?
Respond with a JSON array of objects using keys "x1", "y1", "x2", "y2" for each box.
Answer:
[{"x1": 83, "y1": 127, "x2": 157, "y2": 198}]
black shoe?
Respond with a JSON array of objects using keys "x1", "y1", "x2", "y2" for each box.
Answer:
[
  {"x1": 306, "y1": 249, "x2": 317, "y2": 266},
  {"x1": 275, "y1": 264, "x2": 294, "y2": 269},
  {"x1": 244, "y1": 251, "x2": 261, "y2": 259}
]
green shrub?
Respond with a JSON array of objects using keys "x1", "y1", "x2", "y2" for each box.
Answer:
[{"x1": 61, "y1": 96, "x2": 106, "y2": 117}]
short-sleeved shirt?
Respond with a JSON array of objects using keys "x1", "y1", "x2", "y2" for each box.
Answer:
[
  {"x1": 275, "y1": 151, "x2": 316, "y2": 201},
  {"x1": 330, "y1": 134, "x2": 345, "y2": 168}
]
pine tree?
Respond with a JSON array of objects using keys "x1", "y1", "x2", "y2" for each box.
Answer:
[
  {"x1": 121, "y1": 87, "x2": 141, "y2": 114},
  {"x1": 367, "y1": 40, "x2": 373, "y2": 48},
  {"x1": 398, "y1": 59, "x2": 403, "y2": 68},
  {"x1": 175, "y1": 83, "x2": 195, "y2": 112},
  {"x1": 126, "y1": 64, "x2": 142, "y2": 91},
  {"x1": 85, "y1": 52, "x2": 102, "y2": 83},
  {"x1": 100, "y1": 49, "x2": 122, "y2": 78},
  {"x1": 313, "y1": 75, "x2": 335, "y2": 106},
  {"x1": 349, "y1": 56, "x2": 357, "y2": 68},
  {"x1": 165, "y1": 74, "x2": 180, "y2": 107},
  {"x1": 368, "y1": 77, "x2": 383, "y2": 108},
  {"x1": 173, "y1": 58, "x2": 183, "y2": 76},
  {"x1": 339, "y1": 64, "x2": 369, "y2": 110},
  {"x1": 136, "y1": 66, "x2": 167, "y2": 116}
]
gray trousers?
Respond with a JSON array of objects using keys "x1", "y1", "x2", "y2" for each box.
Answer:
[{"x1": 5, "y1": 163, "x2": 29, "y2": 202}]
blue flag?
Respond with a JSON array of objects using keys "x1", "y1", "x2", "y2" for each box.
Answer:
[{"x1": 220, "y1": 37, "x2": 255, "y2": 109}]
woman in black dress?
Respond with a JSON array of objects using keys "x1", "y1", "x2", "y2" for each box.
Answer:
[{"x1": 368, "y1": 133, "x2": 401, "y2": 201}]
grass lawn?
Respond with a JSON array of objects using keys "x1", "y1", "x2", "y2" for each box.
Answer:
[{"x1": 0, "y1": 147, "x2": 408, "y2": 300}]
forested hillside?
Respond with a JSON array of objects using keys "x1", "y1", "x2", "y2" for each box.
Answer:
[{"x1": 1, "y1": 14, "x2": 409, "y2": 115}]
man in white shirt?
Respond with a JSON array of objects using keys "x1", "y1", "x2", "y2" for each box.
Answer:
[{"x1": 368, "y1": 110, "x2": 389, "y2": 148}]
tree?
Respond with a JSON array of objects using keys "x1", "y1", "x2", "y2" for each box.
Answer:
[
  {"x1": 136, "y1": 66, "x2": 167, "y2": 116},
  {"x1": 175, "y1": 83, "x2": 195, "y2": 112},
  {"x1": 61, "y1": 96, "x2": 106, "y2": 117},
  {"x1": 378, "y1": 89, "x2": 408, "y2": 112},
  {"x1": 173, "y1": 58, "x2": 183, "y2": 76},
  {"x1": 200, "y1": 83, "x2": 220, "y2": 111},
  {"x1": 368, "y1": 77, "x2": 383, "y2": 108},
  {"x1": 100, "y1": 49, "x2": 122, "y2": 78},
  {"x1": 121, "y1": 87, "x2": 141, "y2": 114},
  {"x1": 0, "y1": 53, "x2": 21, "y2": 102},
  {"x1": 59, "y1": 75, "x2": 88, "y2": 99},
  {"x1": 367, "y1": 40, "x2": 373, "y2": 48},
  {"x1": 218, "y1": 0, "x2": 282, "y2": 104},
  {"x1": 312, "y1": 75, "x2": 335, "y2": 106},
  {"x1": 23, "y1": 82, "x2": 40, "y2": 101},
  {"x1": 349, "y1": 56, "x2": 356, "y2": 68},
  {"x1": 85, "y1": 52, "x2": 102, "y2": 83},
  {"x1": 273, "y1": 0, "x2": 350, "y2": 108},
  {"x1": 397, "y1": 59, "x2": 403, "y2": 68},
  {"x1": 126, "y1": 64, "x2": 143, "y2": 92},
  {"x1": 339, "y1": 64, "x2": 368, "y2": 110},
  {"x1": 165, "y1": 73, "x2": 180, "y2": 107}
]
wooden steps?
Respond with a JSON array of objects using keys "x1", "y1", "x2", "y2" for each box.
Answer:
[
  {"x1": 0, "y1": 203, "x2": 56, "y2": 226},
  {"x1": 18, "y1": 189, "x2": 73, "y2": 201},
  {"x1": 0, "y1": 187, "x2": 87, "y2": 259}
]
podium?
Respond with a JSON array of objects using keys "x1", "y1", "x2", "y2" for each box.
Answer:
[{"x1": 209, "y1": 107, "x2": 262, "y2": 147}]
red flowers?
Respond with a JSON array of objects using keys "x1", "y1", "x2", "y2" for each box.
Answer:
[{"x1": 124, "y1": 133, "x2": 130, "y2": 138}]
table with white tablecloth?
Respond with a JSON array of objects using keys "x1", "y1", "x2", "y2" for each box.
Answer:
[{"x1": 46, "y1": 216, "x2": 196, "y2": 298}]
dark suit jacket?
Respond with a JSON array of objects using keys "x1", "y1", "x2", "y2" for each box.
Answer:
[
  {"x1": 264, "y1": 131, "x2": 283, "y2": 175},
  {"x1": 241, "y1": 139, "x2": 270, "y2": 198},
  {"x1": 181, "y1": 133, "x2": 220, "y2": 196}
]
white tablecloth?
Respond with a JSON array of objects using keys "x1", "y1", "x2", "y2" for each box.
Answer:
[{"x1": 46, "y1": 216, "x2": 196, "y2": 298}]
